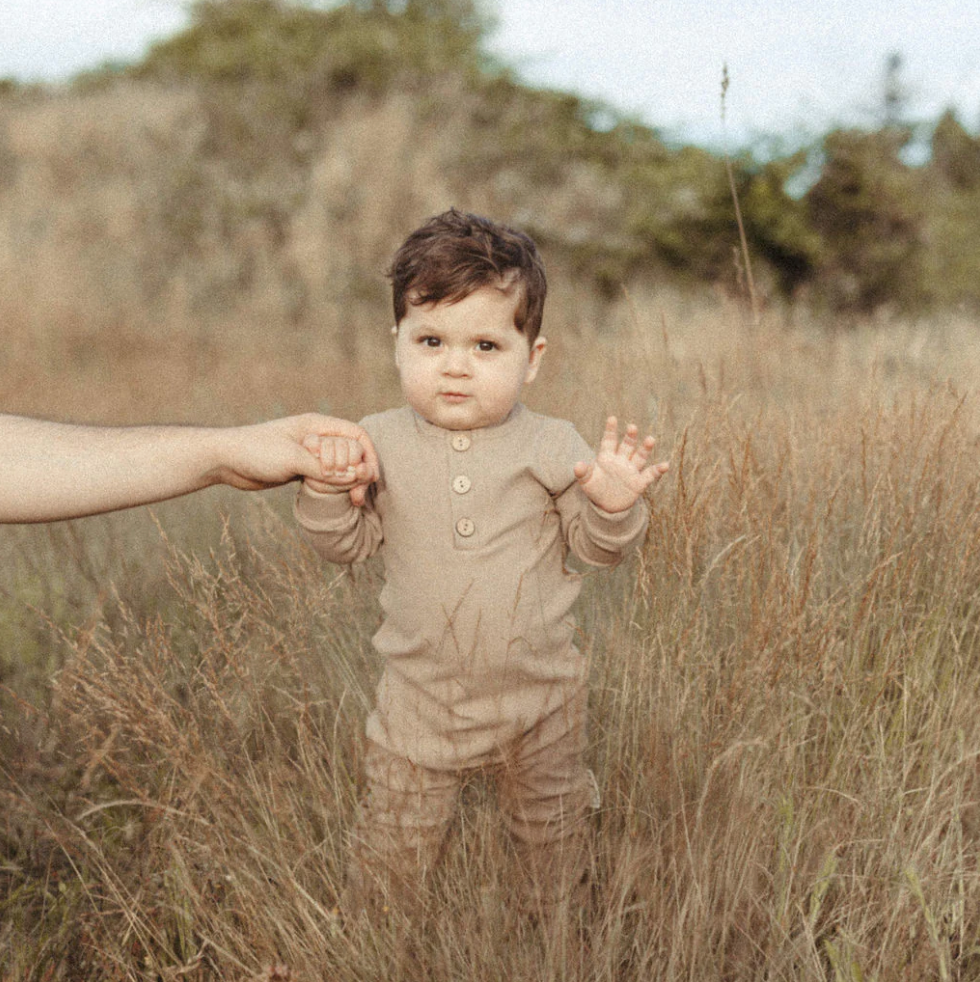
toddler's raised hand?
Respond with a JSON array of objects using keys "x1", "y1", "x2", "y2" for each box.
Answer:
[
  {"x1": 574, "y1": 416, "x2": 669, "y2": 513},
  {"x1": 302, "y1": 435, "x2": 376, "y2": 506}
]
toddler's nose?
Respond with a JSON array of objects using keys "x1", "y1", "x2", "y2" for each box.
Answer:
[{"x1": 443, "y1": 348, "x2": 471, "y2": 376}]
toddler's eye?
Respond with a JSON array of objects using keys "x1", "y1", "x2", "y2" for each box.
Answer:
[
  {"x1": 420, "y1": 336, "x2": 441, "y2": 348},
  {"x1": 477, "y1": 340, "x2": 497, "y2": 352}
]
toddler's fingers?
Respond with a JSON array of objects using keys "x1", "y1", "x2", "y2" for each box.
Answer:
[
  {"x1": 617, "y1": 423, "x2": 639, "y2": 456},
  {"x1": 346, "y1": 439, "x2": 367, "y2": 476},
  {"x1": 641, "y1": 461, "x2": 670, "y2": 487},
  {"x1": 319, "y1": 439, "x2": 337, "y2": 474},
  {"x1": 631, "y1": 435, "x2": 657, "y2": 468},
  {"x1": 335, "y1": 439, "x2": 364, "y2": 477},
  {"x1": 302, "y1": 434, "x2": 321, "y2": 453},
  {"x1": 335, "y1": 440, "x2": 352, "y2": 474},
  {"x1": 349, "y1": 439, "x2": 369, "y2": 467},
  {"x1": 357, "y1": 435, "x2": 380, "y2": 482},
  {"x1": 598, "y1": 416, "x2": 619, "y2": 455},
  {"x1": 356, "y1": 448, "x2": 380, "y2": 484}
]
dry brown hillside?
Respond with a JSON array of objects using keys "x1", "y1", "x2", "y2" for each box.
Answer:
[
  {"x1": 6, "y1": 58, "x2": 980, "y2": 982},
  {"x1": 0, "y1": 78, "x2": 644, "y2": 424}
]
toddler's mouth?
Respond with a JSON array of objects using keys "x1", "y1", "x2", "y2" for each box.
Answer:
[{"x1": 440, "y1": 392, "x2": 470, "y2": 402}]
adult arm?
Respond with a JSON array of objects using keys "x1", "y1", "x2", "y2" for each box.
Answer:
[{"x1": 0, "y1": 413, "x2": 379, "y2": 524}]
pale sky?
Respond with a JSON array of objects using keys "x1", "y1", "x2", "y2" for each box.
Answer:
[{"x1": 1, "y1": 0, "x2": 978, "y2": 147}]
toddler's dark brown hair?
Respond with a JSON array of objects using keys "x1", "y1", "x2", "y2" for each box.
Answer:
[{"x1": 388, "y1": 208, "x2": 547, "y2": 344}]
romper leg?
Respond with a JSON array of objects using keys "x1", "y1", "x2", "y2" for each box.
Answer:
[
  {"x1": 345, "y1": 739, "x2": 460, "y2": 919},
  {"x1": 497, "y1": 688, "x2": 595, "y2": 919}
]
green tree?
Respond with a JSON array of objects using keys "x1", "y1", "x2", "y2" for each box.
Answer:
[
  {"x1": 805, "y1": 128, "x2": 927, "y2": 311},
  {"x1": 881, "y1": 51, "x2": 910, "y2": 128},
  {"x1": 922, "y1": 110, "x2": 980, "y2": 307},
  {"x1": 136, "y1": 0, "x2": 495, "y2": 89},
  {"x1": 739, "y1": 152, "x2": 823, "y2": 298},
  {"x1": 930, "y1": 109, "x2": 980, "y2": 191}
]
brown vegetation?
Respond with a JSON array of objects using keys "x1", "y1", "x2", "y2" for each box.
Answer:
[
  {"x1": 5, "y1": 276, "x2": 980, "y2": 978},
  {"x1": 4, "y1": 31, "x2": 980, "y2": 978}
]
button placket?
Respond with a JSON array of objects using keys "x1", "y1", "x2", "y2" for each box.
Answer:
[{"x1": 448, "y1": 431, "x2": 475, "y2": 546}]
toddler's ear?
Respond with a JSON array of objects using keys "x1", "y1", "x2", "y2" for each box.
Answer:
[{"x1": 524, "y1": 336, "x2": 547, "y2": 384}]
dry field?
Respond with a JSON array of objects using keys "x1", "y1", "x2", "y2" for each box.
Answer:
[{"x1": 4, "y1": 85, "x2": 980, "y2": 982}]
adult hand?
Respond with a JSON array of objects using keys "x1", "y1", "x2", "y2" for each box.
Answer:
[
  {"x1": 214, "y1": 414, "x2": 379, "y2": 494},
  {"x1": 0, "y1": 412, "x2": 380, "y2": 523}
]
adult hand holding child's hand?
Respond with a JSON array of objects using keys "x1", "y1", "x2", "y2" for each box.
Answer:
[
  {"x1": 303, "y1": 434, "x2": 377, "y2": 506},
  {"x1": 574, "y1": 416, "x2": 669, "y2": 514}
]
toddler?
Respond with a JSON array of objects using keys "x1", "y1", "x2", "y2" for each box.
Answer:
[{"x1": 295, "y1": 209, "x2": 668, "y2": 919}]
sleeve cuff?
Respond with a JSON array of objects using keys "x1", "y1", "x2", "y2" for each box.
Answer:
[
  {"x1": 584, "y1": 498, "x2": 648, "y2": 543},
  {"x1": 294, "y1": 482, "x2": 356, "y2": 530},
  {"x1": 303, "y1": 482, "x2": 353, "y2": 497}
]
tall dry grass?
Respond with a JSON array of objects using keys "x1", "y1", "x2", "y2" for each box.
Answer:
[{"x1": 4, "y1": 287, "x2": 980, "y2": 979}]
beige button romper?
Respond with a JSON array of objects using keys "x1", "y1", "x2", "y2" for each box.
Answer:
[{"x1": 295, "y1": 403, "x2": 648, "y2": 914}]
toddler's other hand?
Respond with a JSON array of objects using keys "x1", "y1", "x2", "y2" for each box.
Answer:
[
  {"x1": 302, "y1": 435, "x2": 376, "y2": 506},
  {"x1": 574, "y1": 416, "x2": 669, "y2": 513}
]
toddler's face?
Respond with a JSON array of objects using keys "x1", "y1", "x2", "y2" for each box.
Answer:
[{"x1": 394, "y1": 285, "x2": 546, "y2": 430}]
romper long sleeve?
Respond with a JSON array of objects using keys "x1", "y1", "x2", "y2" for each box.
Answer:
[{"x1": 295, "y1": 403, "x2": 648, "y2": 769}]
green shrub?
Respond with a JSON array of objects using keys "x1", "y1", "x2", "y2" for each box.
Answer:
[
  {"x1": 136, "y1": 0, "x2": 494, "y2": 92},
  {"x1": 805, "y1": 127, "x2": 928, "y2": 311},
  {"x1": 42, "y1": 0, "x2": 980, "y2": 313},
  {"x1": 931, "y1": 109, "x2": 980, "y2": 192}
]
